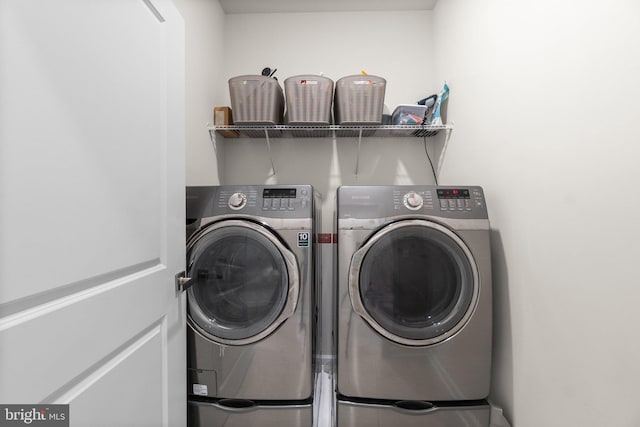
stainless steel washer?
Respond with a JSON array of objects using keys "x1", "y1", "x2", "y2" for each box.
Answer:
[
  {"x1": 185, "y1": 185, "x2": 316, "y2": 427},
  {"x1": 336, "y1": 185, "x2": 492, "y2": 427}
]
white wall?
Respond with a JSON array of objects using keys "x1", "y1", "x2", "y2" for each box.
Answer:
[
  {"x1": 219, "y1": 11, "x2": 441, "y2": 232},
  {"x1": 222, "y1": 11, "x2": 436, "y2": 111},
  {"x1": 433, "y1": 1, "x2": 640, "y2": 426},
  {"x1": 174, "y1": 0, "x2": 225, "y2": 185}
]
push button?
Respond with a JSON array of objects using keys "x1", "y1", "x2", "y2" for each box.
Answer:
[{"x1": 263, "y1": 199, "x2": 271, "y2": 210}]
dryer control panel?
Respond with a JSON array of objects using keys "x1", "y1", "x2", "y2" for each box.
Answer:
[
  {"x1": 339, "y1": 185, "x2": 488, "y2": 221},
  {"x1": 435, "y1": 188, "x2": 485, "y2": 211},
  {"x1": 392, "y1": 187, "x2": 485, "y2": 214}
]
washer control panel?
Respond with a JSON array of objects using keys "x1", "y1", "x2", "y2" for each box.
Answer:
[
  {"x1": 228, "y1": 192, "x2": 248, "y2": 210},
  {"x1": 403, "y1": 191, "x2": 425, "y2": 210},
  {"x1": 216, "y1": 185, "x2": 313, "y2": 218},
  {"x1": 218, "y1": 189, "x2": 258, "y2": 210},
  {"x1": 262, "y1": 187, "x2": 310, "y2": 211}
]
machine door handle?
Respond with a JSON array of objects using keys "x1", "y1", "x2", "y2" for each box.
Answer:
[{"x1": 175, "y1": 271, "x2": 194, "y2": 293}]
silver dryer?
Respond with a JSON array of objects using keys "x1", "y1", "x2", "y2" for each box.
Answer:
[{"x1": 336, "y1": 185, "x2": 493, "y2": 427}]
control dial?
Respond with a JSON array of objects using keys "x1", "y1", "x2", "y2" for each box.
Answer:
[
  {"x1": 403, "y1": 191, "x2": 423, "y2": 210},
  {"x1": 228, "y1": 192, "x2": 247, "y2": 210}
]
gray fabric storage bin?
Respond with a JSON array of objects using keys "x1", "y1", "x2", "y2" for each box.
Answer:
[
  {"x1": 229, "y1": 75, "x2": 284, "y2": 124},
  {"x1": 334, "y1": 75, "x2": 386, "y2": 125},
  {"x1": 284, "y1": 75, "x2": 334, "y2": 125}
]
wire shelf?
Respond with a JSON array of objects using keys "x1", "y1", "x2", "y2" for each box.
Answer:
[
  {"x1": 207, "y1": 124, "x2": 453, "y2": 178},
  {"x1": 209, "y1": 124, "x2": 451, "y2": 139}
]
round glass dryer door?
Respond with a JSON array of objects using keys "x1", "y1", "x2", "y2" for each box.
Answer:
[
  {"x1": 187, "y1": 220, "x2": 299, "y2": 346},
  {"x1": 349, "y1": 219, "x2": 479, "y2": 346}
]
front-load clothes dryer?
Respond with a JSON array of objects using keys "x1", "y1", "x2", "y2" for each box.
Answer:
[
  {"x1": 336, "y1": 185, "x2": 492, "y2": 427},
  {"x1": 185, "y1": 185, "x2": 316, "y2": 427}
]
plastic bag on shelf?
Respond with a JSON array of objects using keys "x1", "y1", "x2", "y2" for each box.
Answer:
[{"x1": 429, "y1": 82, "x2": 449, "y2": 126}]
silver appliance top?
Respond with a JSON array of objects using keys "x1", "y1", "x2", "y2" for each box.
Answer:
[
  {"x1": 337, "y1": 185, "x2": 488, "y2": 220},
  {"x1": 187, "y1": 184, "x2": 314, "y2": 220}
]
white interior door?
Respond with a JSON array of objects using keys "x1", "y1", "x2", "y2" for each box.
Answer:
[{"x1": 0, "y1": 1, "x2": 186, "y2": 426}]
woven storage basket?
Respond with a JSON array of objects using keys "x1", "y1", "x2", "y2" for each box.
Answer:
[
  {"x1": 229, "y1": 75, "x2": 285, "y2": 125},
  {"x1": 334, "y1": 75, "x2": 386, "y2": 125},
  {"x1": 284, "y1": 75, "x2": 334, "y2": 125}
]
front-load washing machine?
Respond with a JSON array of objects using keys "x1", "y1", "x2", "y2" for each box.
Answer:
[
  {"x1": 185, "y1": 185, "x2": 316, "y2": 427},
  {"x1": 336, "y1": 185, "x2": 492, "y2": 427}
]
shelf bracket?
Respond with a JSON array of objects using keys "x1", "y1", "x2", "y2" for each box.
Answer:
[
  {"x1": 354, "y1": 127, "x2": 363, "y2": 177},
  {"x1": 264, "y1": 127, "x2": 277, "y2": 176},
  {"x1": 208, "y1": 127, "x2": 217, "y2": 155},
  {"x1": 435, "y1": 125, "x2": 453, "y2": 177}
]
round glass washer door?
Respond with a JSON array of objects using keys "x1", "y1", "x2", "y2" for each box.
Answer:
[
  {"x1": 349, "y1": 219, "x2": 479, "y2": 347},
  {"x1": 187, "y1": 220, "x2": 299, "y2": 346}
]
